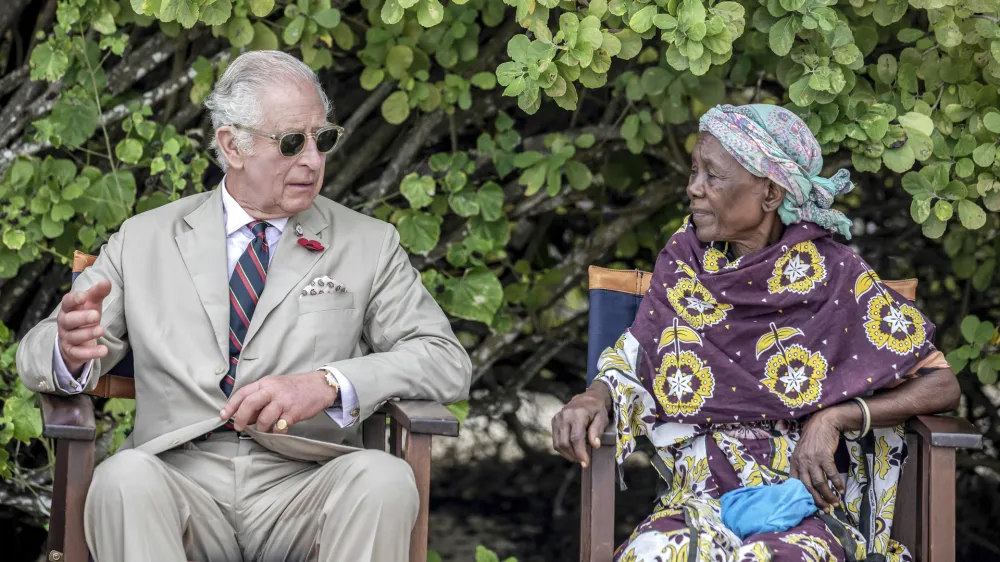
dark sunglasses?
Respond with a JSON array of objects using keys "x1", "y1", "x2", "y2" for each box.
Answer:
[{"x1": 231, "y1": 124, "x2": 345, "y2": 157}]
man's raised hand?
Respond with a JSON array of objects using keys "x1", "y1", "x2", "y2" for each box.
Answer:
[{"x1": 57, "y1": 279, "x2": 113, "y2": 375}]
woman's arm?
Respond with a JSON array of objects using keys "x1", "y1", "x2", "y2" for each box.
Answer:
[
  {"x1": 791, "y1": 366, "x2": 961, "y2": 509},
  {"x1": 826, "y1": 366, "x2": 961, "y2": 431}
]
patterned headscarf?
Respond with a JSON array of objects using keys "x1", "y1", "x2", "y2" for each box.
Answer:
[{"x1": 698, "y1": 104, "x2": 855, "y2": 239}]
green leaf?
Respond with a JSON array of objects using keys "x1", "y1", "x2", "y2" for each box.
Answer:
[
  {"x1": 360, "y1": 67, "x2": 385, "y2": 91},
  {"x1": 872, "y1": 0, "x2": 907, "y2": 26},
  {"x1": 449, "y1": 188, "x2": 480, "y2": 217},
  {"x1": 51, "y1": 96, "x2": 98, "y2": 148},
  {"x1": 445, "y1": 401, "x2": 470, "y2": 425},
  {"x1": 477, "y1": 182, "x2": 505, "y2": 221},
  {"x1": 961, "y1": 315, "x2": 981, "y2": 344},
  {"x1": 933, "y1": 200, "x2": 953, "y2": 221},
  {"x1": 882, "y1": 145, "x2": 914, "y2": 173},
  {"x1": 381, "y1": 91, "x2": 411, "y2": 125},
  {"x1": 283, "y1": 15, "x2": 307, "y2": 45},
  {"x1": 387, "y1": 45, "x2": 414, "y2": 79},
  {"x1": 446, "y1": 268, "x2": 504, "y2": 324},
  {"x1": 115, "y1": 139, "x2": 144, "y2": 165},
  {"x1": 769, "y1": 17, "x2": 795, "y2": 56},
  {"x1": 248, "y1": 22, "x2": 278, "y2": 50},
  {"x1": 2, "y1": 230, "x2": 25, "y2": 251},
  {"x1": 957, "y1": 200, "x2": 987, "y2": 230},
  {"x1": 396, "y1": 210, "x2": 441, "y2": 254},
  {"x1": 227, "y1": 17, "x2": 254, "y2": 47},
  {"x1": 973, "y1": 143, "x2": 997, "y2": 168},
  {"x1": 248, "y1": 0, "x2": 274, "y2": 16},
  {"x1": 910, "y1": 198, "x2": 931, "y2": 223},
  {"x1": 475, "y1": 546, "x2": 502, "y2": 562},
  {"x1": 161, "y1": 0, "x2": 199, "y2": 28},
  {"x1": 984, "y1": 113, "x2": 1000, "y2": 134},
  {"x1": 400, "y1": 173, "x2": 435, "y2": 209},
  {"x1": 564, "y1": 160, "x2": 593, "y2": 190},
  {"x1": 200, "y1": 0, "x2": 232, "y2": 25},
  {"x1": 897, "y1": 111, "x2": 932, "y2": 137},
  {"x1": 470, "y1": 73, "x2": 496, "y2": 90},
  {"x1": 977, "y1": 360, "x2": 998, "y2": 385},
  {"x1": 615, "y1": 30, "x2": 642, "y2": 60},
  {"x1": 79, "y1": 170, "x2": 137, "y2": 227},
  {"x1": 8, "y1": 160, "x2": 34, "y2": 187},
  {"x1": 312, "y1": 8, "x2": 341, "y2": 28},
  {"x1": 921, "y1": 214, "x2": 946, "y2": 238},
  {"x1": 41, "y1": 215, "x2": 64, "y2": 238},
  {"x1": 514, "y1": 151, "x2": 546, "y2": 168},
  {"x1": 629, "y1": 5, "x2": 657, "y2": 34},
  {"x1": 4, "y1": 381, "x2": 42, "y2": 444},
  {"x1": 51, "y1": 202, "x2": 74, "y2": 221},
  {"x1": 519, "y1": 162, "x2": 547, "y2": 196},
  {"x1": 417, "y1": 0, "x2": 444, "y2": 27},
  {"x1": 975, "y1": 321, "x2": 996, "y2": 347},
  {"x1": 78, "y1": 226, "x2": 97, "y2": 248}
]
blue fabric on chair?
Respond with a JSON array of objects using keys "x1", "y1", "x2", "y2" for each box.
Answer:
[
  {"x1": 720, "y1": 478, "x2": 817, "y2": 540},
  {"x1": 587, "y1": 289, "x2": 643, "y2": 384}
]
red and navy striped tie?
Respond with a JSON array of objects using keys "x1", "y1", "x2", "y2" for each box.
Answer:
[{"x1": 221, "y1": 220, "x2": 270, "y2": 427}]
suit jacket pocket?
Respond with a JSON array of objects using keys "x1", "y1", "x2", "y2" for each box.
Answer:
[{"x1": 298, "y1": 292, "x2": 355, "y2": 314}]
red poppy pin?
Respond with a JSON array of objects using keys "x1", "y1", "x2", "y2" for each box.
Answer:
[{"x1": 297, "y1": 238, "x2": 324, "y2": 252}]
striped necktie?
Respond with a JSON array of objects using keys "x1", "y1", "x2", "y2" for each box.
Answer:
[{"x1": 221, "y1": 220, "x2": 270, "y2": 413}]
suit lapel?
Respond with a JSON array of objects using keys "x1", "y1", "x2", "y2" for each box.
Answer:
[
  {"x1": 176, "y1": 188, "x2": 229, "y2": 361},
  {"x1": 242, "y1": 203, "x2": 330, "y2": 349}
]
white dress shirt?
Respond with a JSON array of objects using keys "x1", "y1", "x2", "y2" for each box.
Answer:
[{"x1": 52, "y1": 179, "x2": 360, "y2": 428}]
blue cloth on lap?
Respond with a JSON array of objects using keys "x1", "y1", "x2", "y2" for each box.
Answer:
[{"x1": 720, "y1": 478, "x2": 817, "y2": 540}]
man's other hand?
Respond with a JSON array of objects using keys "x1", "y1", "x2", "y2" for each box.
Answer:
[
  {"x1": 220, "y1": 371, "x2": 339, "y2": 433},
  {"x1": 57, "y1": 279, "x2": 113, "y2": 375}
]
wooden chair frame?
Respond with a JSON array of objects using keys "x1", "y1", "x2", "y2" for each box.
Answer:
[
  {"x1": 40, "y1": 387, "x2": 457, "y2": 562},
  {"x1": 580, "y1": 267, "x2": 983, "y2": 562}
]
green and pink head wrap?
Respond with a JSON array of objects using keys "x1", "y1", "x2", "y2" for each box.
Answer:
[{"x1": 698, "y1": 104, "x2": 855, "y2": 239}]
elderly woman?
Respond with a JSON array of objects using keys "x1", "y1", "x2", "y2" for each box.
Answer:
[{"x1": 552, "y1": 104, "x2": 961, "y2": 561}]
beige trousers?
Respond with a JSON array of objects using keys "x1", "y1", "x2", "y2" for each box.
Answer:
[{"x1": 84, "y1": 432, "x2": 419, "y2": 562}]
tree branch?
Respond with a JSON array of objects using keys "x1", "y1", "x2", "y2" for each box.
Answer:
[
  {"x1": 471, "y1": 177, "x2": 682, "y2": 382},
  {"x1": 0, "y1": 50, "x2": 231, "y2": 171}
]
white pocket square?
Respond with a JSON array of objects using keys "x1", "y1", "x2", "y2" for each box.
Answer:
[{"x1": 300, "y1": 276, "x2": 347, "y2": 298}]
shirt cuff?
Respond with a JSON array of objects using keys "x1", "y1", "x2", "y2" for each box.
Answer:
[
  {"x1": 52, "y1": 334, "x2": 93, "y2": 394},
  {"x1": 322, "y1": 367, "x2": 360, "y2": 428}
]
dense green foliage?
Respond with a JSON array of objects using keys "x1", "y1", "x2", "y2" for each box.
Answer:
[{"x1": 0, "y1": 0, "x2": 999, "y2": 557}]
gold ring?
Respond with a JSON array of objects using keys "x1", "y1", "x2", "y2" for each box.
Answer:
[{"x1": 276, "y1": 419, "x2": 288, "y2": 430}]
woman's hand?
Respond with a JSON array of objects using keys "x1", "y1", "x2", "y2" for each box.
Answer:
[
  {"x1": 790, "y1": 407, "x2": 848, "y2": 511},
  {"x1": 551, "y1": 384, "x2": 612, "y2": 468}
]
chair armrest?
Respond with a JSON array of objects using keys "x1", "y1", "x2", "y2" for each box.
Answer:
[
  {"x1": 39, "y1": 393, "x2": 96, "y2": 441},
  {"x1": 601, "y1": 426, "x2": 615, "y2": 446},
  {"x1": 907, "y1": 415, "x2": 982, "y2": 449},
  {"x1": 377, "y1": 400, "x2": 459, "y2": 437}
]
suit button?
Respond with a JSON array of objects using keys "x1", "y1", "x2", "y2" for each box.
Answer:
[{"x1": 216, "y1": 364, "x2": 227, "y2": 375}]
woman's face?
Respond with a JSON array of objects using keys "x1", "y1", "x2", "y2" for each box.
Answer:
[{"x1": 686, "y1": 132, "x2": 781, "y2": 246}]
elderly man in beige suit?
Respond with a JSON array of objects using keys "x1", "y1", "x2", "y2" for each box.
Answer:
[{"x1": 16, "y1": 50, "x2": 471, "y2": 562}]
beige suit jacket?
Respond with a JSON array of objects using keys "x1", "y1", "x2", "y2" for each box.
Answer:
[{"x1": 17, "y1": 187, "x2": 472, "y2": 461}]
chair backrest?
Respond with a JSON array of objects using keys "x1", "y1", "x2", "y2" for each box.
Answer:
[
  {"x1": 72, "y1": 251, "x2": 136, "y2": 398},
  {"x1": 585, "y1": 265, "x2": 917, "y2": 385}
]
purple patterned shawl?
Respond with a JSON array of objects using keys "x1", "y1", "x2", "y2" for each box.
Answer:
[{"x1": 628, "y1": 218, "x2": 936, "y2": 425}]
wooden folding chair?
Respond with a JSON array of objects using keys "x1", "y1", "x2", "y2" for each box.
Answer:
[
  {"x1": 580, "y1": 266, "x2": 983, "y2": 562},
  {"x1": 39, "y1": 251, "x2": 460, "y2": 562}
]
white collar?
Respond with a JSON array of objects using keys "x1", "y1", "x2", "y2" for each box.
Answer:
[{"x1": 220, "y1": 177, "x2": 289, "y2": 236}]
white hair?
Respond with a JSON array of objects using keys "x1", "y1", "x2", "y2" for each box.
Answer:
[{"x1": 204, "y1": 51, "x2": 332, "y2": 171}]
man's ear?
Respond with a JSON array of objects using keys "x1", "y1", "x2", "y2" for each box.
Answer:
[
  {"x1": 762, "y1": 179, "x2": 785, "y2": 213},
  {"x1": 216, "y1": 127, "x2": 245, "y2": 171}
]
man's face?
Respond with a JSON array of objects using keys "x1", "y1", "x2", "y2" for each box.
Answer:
[{"x1": 233, "y1": 80, "x2": 328, "y2": 218}]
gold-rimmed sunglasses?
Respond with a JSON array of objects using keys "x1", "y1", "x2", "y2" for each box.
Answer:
[{"x1": 230, "y1": 123, "x2": 345, "y2": 157}]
